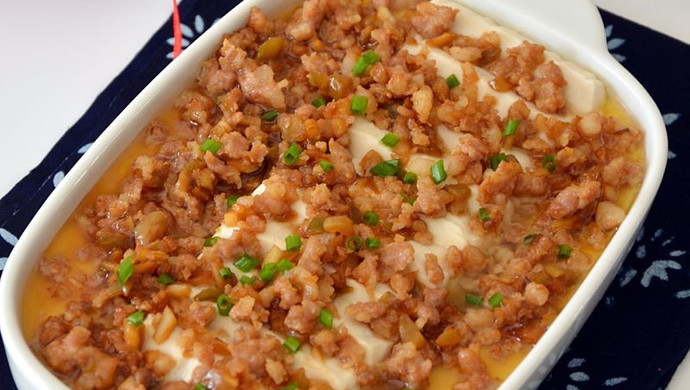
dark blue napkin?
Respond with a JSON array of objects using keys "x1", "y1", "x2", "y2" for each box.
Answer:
[{"x1": 1, "y1": 1, "x2": 688, "y2": 389}]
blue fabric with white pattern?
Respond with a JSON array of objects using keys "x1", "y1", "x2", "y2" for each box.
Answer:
[{"x1": 0, "y1": 2, "x2": 687, "y2": 389}]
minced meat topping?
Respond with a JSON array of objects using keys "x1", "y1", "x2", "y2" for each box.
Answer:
[{"x1": 28, "y1": 1, "x2": 644, "y2": 389}]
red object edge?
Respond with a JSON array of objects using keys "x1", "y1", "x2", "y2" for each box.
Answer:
[{"x1": 172, "y1": 0, "x2": 183, "y2": 58}]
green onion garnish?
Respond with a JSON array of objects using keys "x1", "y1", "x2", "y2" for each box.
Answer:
[
  {"x1": 346, "y1": 236, "x2": 363, "y2": 252},
  {"x1": 465, "y1": 294, "x2": 483, "y2": 306},
  {"x1": 362, "y1": 211, "x2": 380, "y2": 226},
  {"x1": 488, "y1": 153, "x2": 507, "y2": 170},
  {"x1": 403, "y1": 171, "x2": 418, "y2": 185},
  {"x1": 216, "y1": 294, "x2": 232, "y2": 316},
  {"x1": 203, "y1": 236, "x2": 219, "y2": 247},
  {"x1": 227, "y1": 194, "x2": 240, "y2": 208},
  {"x1": 282, "y1": 382, "x2": 299, "y2": 390},
  {"x1": 285, "y1": 234, "x2": 302, "y2": 251},
  {"x1": 488, "y1": 292, "x2": 504, "y2": 308},
  {"x1": 127, "y1": 311, "x2": 145, "y2": 326},
  {"x1": 350, "y1": 95, "x2": 368, "y2": 116},
  {"x1": 200, "y1": 139, "x2": 222, "y2": 154},
  {"x1": 277, "y1": 258, "x2": 294, "y2": 272},
  {"x1": 542, "y1": 154, "x2": 556, "y2": 172},
  {"x1": 261, "y1": 109, "x2": 278, "y2": 121},
  {"x1": 352, "y1": 57, "x2": 369, "y2": 76},
  {"x1": 240, "y1": 275, "x2": 256, "y2": 285},
  {"x1": 365, "y1": 237, "x2": 381, "y2": 249},
  {"x1": 503, "y1": 119, "x2": 520, "y2": 137},
  {"x1": 370, "y1": 159, "x2": 401, "y2": 177},
  {"x1": 319, "y1": 308, "x2": 333, "y2": 329},
  {"x1": 445, "y1": 74, "x2": 460, "y2": 89},
  {"x1": 401, "y1": 193, "x2": 416, "y2": 205},
  {"x1": 259, "y1": 262, "x2": 278, "y2": 282},
  {"x1": 283, "y1": 143, "x2": 302, "y2": 166},
  {"x1": 381, "y1": 133, "x2": 400, "y2": 147},
  {"x1": 430, "y1": 160, "x2": 447, "y2": 184},
  {"x1": 362, "y1": 50, "x2": 380, "y2": 64},
  {"x1": 557, "y1": 244, "x2": 572, "y2": 259},
  {"x1": 283, "y1": 336, "x2": 301, "y2": 353},
  {"x1": 219, "y1": 267, "x2": 233, "y2": 279},
  {"x1": 319, "y1": 160, "x2": 334, "y2": 172},
  {"x1": 523, "y1": 233, "x2": 538, "y2": 245},
  {"x1": 234, "y1": 254, "x2": 261, "y2": 272},
  {"x1": 312, "y1": 97, "x2": 326, "y2": 107},
  {"x1": 117, "y1": 256, "x2": 134, "y2": 286},
  {"x1": 157, "y1": 274, "x2": 175, "y2": 285},
  {"x1": 352, "y1": 50, "x2": 381, "y2": 76},
  {"x1": 195, "y1": 383, "x2": 209, "y2": 390},
  {"x1": 478, "y1": 207, "x2": 490, "y2": 222}
]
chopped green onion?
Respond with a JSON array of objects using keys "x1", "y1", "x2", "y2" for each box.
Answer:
[
  {"x1": 523, "y1": 233, "x2": 538, "y2": 245},
  {"x1": 403, "y1": 171, "x2": 418, "y2": 185},
  {"x1": 200, "y1": 139, "x2": 222, "y2": 154},
  {"x1": 488, "y1": 292, "x2": 504, "y2": 308},
  {"x1": 488, "y1": 153, "x2": 507, "y2": 170},
  {"x1": 465, "y1": 294, "x2": 483, "y2": 306},
  {"x1": 234, "y1": 254, "x2": 261, "y2": 272},
  {"x1": 541, "y1": 154, "x2": 556, "y2": 172},
  {"x1": 365, "y1": 237, "x2": 381, "y2": 249},
  {"x1": 285, "y1": 234, "x2": 302, "y2": 251},
  {"x1": 557, "y1": 244, "x2": 572, "y2": 259},
  {"x1": 319, "y1": 308, "x2": 334, "y2": 329},
  {"x1": 350, "y1": 95, "x2": 368, "y2": 116},
  {"x1": 346, "y1": 236, "x2": 363, "y2": 252},
  {"x1": 240, "y1": 275, "x2": 256, "y2": 285},
  {"x1": 352, "y1": 50, "x2": 380, "y2": 76},
  {"x1": 381, "y1": 133, "x2": 400, "y2": 147},
  {"x1": 204, "y1": 236, "x2": 219, "y2": 247},
  {"x1": 195, "y1": 383, "x2": 209, "y2": 390},
  {"x1": 283, "y1": 143, "x2": 302, "y2": 166},
  {"x1": 352, "y1": 57, "x2": 370, "y2": 76},
  {"x1": 312, "y1": 97, "x2": 326, "y2": 107},
  {"x1": 227, "y1": 194, "x2": 240, "y2": 208},
  {"x1": 127, "y1": 311, "x2": 145, "y2": 326},
  {"x1": 283, "y1": 336, "x2": 301, "y2": 353},
  {"x1": 401, "y1": 193, "x2": 416, "y2": 205},
  {"x1": 319, "y1": 160, "x2": 334, "y2": 172},
  {"x1": 259, "y1": 262, "x2": 279, "y2": 282},
  {"x1": 277, "y1": 258, "x2": 294, "y2": 272},
  {"x1": 430, "y1": 160, "x2": 447, "y2": 184},
  {"x1": 478, "y1": 207, "x2": 490, "y2": 222},
  {"x1": 362, "y1": 50, "x2": 380, "y2": 64},
  {"x1": 219, "y1": 267, "x2": 233, "y2": 279},
  {"x1": 157, "y1": 274, "x2": 175, "y2": 285},
  {"x1": 261, "y1": 109, "x2": 278, "y2": 121},
  {"x1": 282, "y1": 383, "x2": 299, "y2": 390},
  {"x1": 216, "y1": 294, "x2": 232, "y2": 316},
  {"x1": 362, "y1": 211, "x2": 380, "y2": 226},
  {"x1": 386, "y1": 158, "x2": 401, "y2": 170},
  {"x1": 117, "y1": 256, "x2": 134, "y2": 286},
  {"x1": 503, "y1": 119, "x2": 520, "y2": 137},
  {"x1": 445, "y1": 74, "x2": 460, "y2": 89},
  {"x1": 370, "y1": 159, "x2": 401, "y2": 177}
]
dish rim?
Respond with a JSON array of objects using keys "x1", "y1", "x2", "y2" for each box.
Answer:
[{"x1": 0, "y1": 0, "x2": 667, "y2": 389}]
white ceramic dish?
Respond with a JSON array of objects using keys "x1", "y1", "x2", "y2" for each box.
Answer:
[{"x1": 0, "y1": 0, "x2": 666, "y2": 389}]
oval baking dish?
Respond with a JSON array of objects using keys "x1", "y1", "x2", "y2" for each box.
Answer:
[{"x1": 0, "y1": 0, "x2": 666, "y2": 389}]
